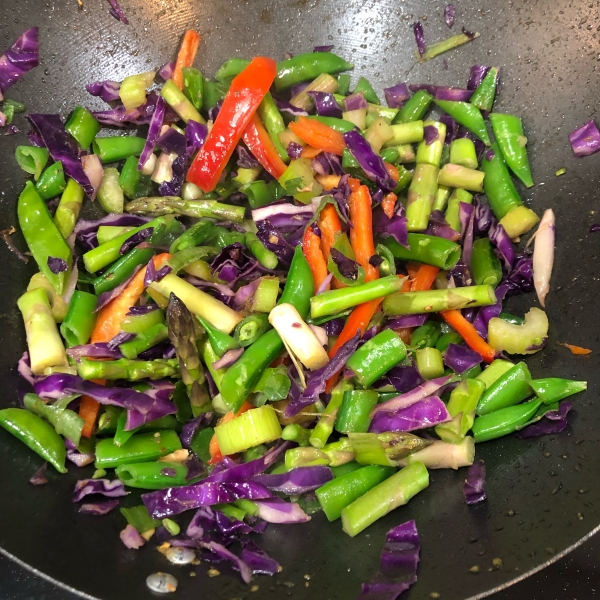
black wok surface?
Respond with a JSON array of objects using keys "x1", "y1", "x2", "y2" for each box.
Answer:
[{"x1": 1, "y1": 1, "x2": 600, "y2": 598}]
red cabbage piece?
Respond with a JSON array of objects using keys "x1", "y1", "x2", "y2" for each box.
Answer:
[
  {"x1": 408, "y1": 83, "x2": 438, "y2": 95},
  {"x1": 444, "y1": 4, "x2": 456, "y2": 28},
  {"x1": 444, "y1": 343, "x2": 482, "y2": 373},
  {"x1": 373, "y1": 204, "x2": 409, "y2": 249},
  {"x1": 372, "y1": 375, "x2": 453, "y2": 416},
  {"x1": 29, "y1": 462, "x2": 48, "y2": 486},
  {"x1": 489, "y1": 222, "x2": 515, "y2": 270},
  {"x1": 284, "y1": 332, "x2": 361, "y2": 417},
  {"x1": 386, "y1": 315, "x2": 428, "y2": 329},
  {"x1": 93, "y1": 92, "x2": 176, "y2": 128},
  {"x1": 435, "y1": 86, "x2": 473, "y2": 102},
  {"x1": 464, "y1": 459, "x2": 486, "y2": 504},
  {"x1": 343, "y1": 130, "x2": 396, "y2": 192},
  {"x1": 34, "y1": 373, "x2": 176, "y2": 430},
  {"x1": 73, "y1": 478, "x2": 127, "y2": 502},
  {"x1": 159, "y1": 154, "x2": 187, "y2": 197},
  {"x1": 374, "y1": 363, "x2": 424, "y2": 393},
  {"x1": 590, "y1": 223, "x2": 600, "y2": 233},
  {"x1": 330, "y1": 248, "x2": 361, "y2": 282},
  {"x1": 313, "y1": 44, "x2": 334, "y2": 52},
  {"x1": 313, "y1": 152, "x2": 344, "y2": 177},
  {"x1": 322, "y1": 317, "x2": 345, "y2": 337},
  {"x1": 0, "y1": 27, "x2": 39, "y2": 94},
  {"x1": 47, "y1": 256, "x2": 68, "y2": 274},
  {"x1": 180, "y1": 412, "x2": 213, "y2": 450},
  {"x1": 345, "y1": 93, "x2": 368, "y2": 111},
  {"x1": 369, "y1": 396, "x2": 451, "y2": 433},
  {"x1": 254, "y1": 498, "x2": 310, "y2": 523},
  {"x1": 27, "y1": 114, "x2": 93, "y2": 196},
  {"x1": 212, "y1": 348, "x2": 244, "y2": 370},
  {"x1": 516, "y1": 401, "x2": 573, "y2": 439},
  {"x1": 440, "y1": 114, "x2": 457, "y2": 145},
  {"x1": 143, "y1": 259, "x2": 171, "y2": 288},
  {"x1": 142, "y1": 480, "x2": 272, "y2": 518},
  {"x1": 273, "y1": 97, "x2": 309, "y2": 117},
  {"x1": 96, "y1": 266, "x2": 143, "y2": 312},
  {"x1": 236, "y1": 145, "x2": 261, "y2": 169},
  {"x1": 66, "y1": 343, "x2": 123, "y2": 360},
  {"x1": 569, "y1": 119, "x2": 600, "y2": 157},
  {"x1": 461, "y1": 205, "x2": 476, "y2": 268},
  {"x1": 158, "y1": 61, "x2": 175, "y2": 81},
  {"x1": 383, "y1": 83, "x2": 410, "y2": 109},
  {"x1": 157, "y1": 127, "x2": 186, "y2": 156},
  {"x1": 202, "y1": 541, "x2": 253, "y2": 584},
  {"x1": 252, "y1": 202, "x2": 316, "y2": 231},
  {"x1": 473, "y1": 197, "x2": 495, "y2": 235},
  {"x1": 107, "y1": 331, "x2": 137, "y2": 350},
  {"x1": 359, "y1": 520, "x2": 420, "y2": 600},
  {"x1": 120, "y1": 228, "x2": 153, "y2": 255},
  {"x1": 138, "y1": 95, "x2": 166, "y2": 169},
  {"x1": 307, "y1": 91, "x2": 342, "y2": 118},
  {"x1": 74, "y1": 213, "x2": 152, "y2": 251},
  {"x1": 256, "y1": 220, "x2": 295, "y2": 265},
  {"x1": 426, "y1": 210, "x2": 460, "y2": 242},
  {"x1": 186, "y1": 120, "x2": 208, "y2": 156},
  {"x1": 457, "y1": 201, "x2": 474, "y2": 240},
  {"x1": 86, "y1": 80, "x2": 121, "y2": 103},
  {"x1": 423, "y1": 124, "x2": 438, "y2": 145},
  {"x1": 107, "y1": 0, "x2": 129, "y2": 24},
  {"x1": 79, "y1": 499, "x2": 120, "y2": 515},
  {"x1": 120, "y1": 524, "x2": 146, "y2": 549},
  {"x1": 287, "y1": 141, "x2": 303, "y2": 158},
  {"x1": 412, "y1": 22, "x2": 426, "y2": 56},
  {"x1": 210, "y1": 243, "x2": 259, "y2": 284},
  {"x1": 467, "y1": 65, "x2": 490, "y2": 90},
  {"x1": 240, "y1": 540, "x2": 280, "y2": 576},
  {"x1": 253, "y1": 466, "x2": 333, "y2": 495}
]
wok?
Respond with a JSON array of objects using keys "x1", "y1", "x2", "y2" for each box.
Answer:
[{"x1": 1, "y1": 0, "x2": 599, "y2": 598}]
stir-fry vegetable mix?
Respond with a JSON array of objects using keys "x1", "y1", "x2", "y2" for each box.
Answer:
[{"x1": 0, "y1": 22, "x2": 591, "y2": 597}]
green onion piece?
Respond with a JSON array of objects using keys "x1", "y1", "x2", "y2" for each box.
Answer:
[
  {"x1": 418, "y1": 32, "x2": 480, "y2": 62},
  {"x1": 92, "y1": 136, "x2": 147, "y2": 164},
  {"x1": 97, "y1": 225, "x2": 134, "y2": 245},
  {"x1": 215, "y1": 405, "x2": 282, "y2": 456},
  {"x1": 234, "y1": 313, "x2": 270, "y2": 347},
  {"x1": 65, "y1": 106, "x2": 101, "y2": 149},
  {"x1": 251, "y1": 277, "x2": 280, "y2": 313},
  {"x1": 120, "y1": 505, "x2": 160, "y2": 533},
  {"x1": 121, "y1": 308, "x2": 165, "y2": 334},
  {"x1": 555, "y1": 168, "x2": 566, "y2": 176},
  {"x1": 120, "y1": 71, "x2": 155, "y2": 110},
  {"x1": 15, "y1": 145, "x2": 49, "y2": 180},
  {"x1": 278, "y1": 158, "x2": 323, "y2": 204},
  {"x1": 161, "y1": 79, "x2": 205, "y2": 124},
  {"x1": 60, "y1": 291, "x2": 98, "y2": 347}
]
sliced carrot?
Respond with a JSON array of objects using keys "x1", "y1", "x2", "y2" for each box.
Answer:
[
  {"x1": 411, "y1": 264, "x2": 440, "y2": 292},
  {"x1": 172, "y1": 30, "x2": 201, "y2": 90},
  {"x1": 300, "y1": 146, "x2": 322, "y2": 159},
  {"x1": 348, "y1": 184, "x2": 378, "y2": 282},
  {"x1": 381, "y1": 192, "x2": 398, "y2": 220},
  {"x1": 557, "y1": 342, "x2": 592, "y2": 355},
  {"x1": 318, "y1": 204, "x2": 342, "y2": 260},
  {"x1": 440, "y1": 309, "x2": 496, "y2": 364},
  {"x1": 81, "y1": 253, "x2": 171, "y2": 437},
  {"x1": 288, "y1": 117, "x2": 346, "y2": 155},
  {"x1": 384, "y1": 162, "x2": 400, "y2": 184},
  {"x1": 347, "y1": 177, "x2": 361, "y2": 192},
  {"x1": 315, "y1": 174, "x2": 342, "y2": 190},
  {"x1": 303, "y1": 226, "x2": 330, "y2": 292},
  {"x1": 208, "y1": 401, "x2": 255, "y2": 464}
]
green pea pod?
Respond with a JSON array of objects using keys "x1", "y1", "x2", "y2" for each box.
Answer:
[
  {"x1": 197, "y1": 314, "x2": 240, "y2": 357},
  {"x1": 0, "y1": 408, "x2": 67, "y2": 473},
  {"x1": 434, "y1": 99, "x2": 490, "y2": 145},
  {"x1": 220, "y1": 246, "x2": 313, "y2": 412},
  {"x1": 394, "y1": 90, "x2": 433, "y2": 124},
  {"x1": 529, "y1": 378, "x2": 587, "y2": 405},
  {"x1": 182, "y1": 67, "x2": 205, "y2": 110},
  {"x1": 383, "y1": 233, "x2": 461, "y2": 270},
  {"x1": 18, "y1": 182, "x2": 72, "y2": 295},
  {"x1": 470, "y1": 67, "x2": 499, "y2": 113},
  {"x1": 258, "y1": 92, "x2": 290, "y2": 162},
  {"x1": 411, "y1": 321, "x2": 442, "y2": 349},
  {"x1": 472, "y1": 399, "x2": 542, "y2": 443},
  {"x1": 476, "y1": 362, "x2": 532, "y2": 416},
  {"x1": 36, "y1": 161, "x2": 67, "y2": 200},
  {"x1": 275, "y1": 52, "x2": 354, "y2": 91},
  {"x1": 353, "y1": 77, "x2": 379, "y2": 104},
  {"x1": 489, "y1": 112, "x2": 534, "y2": 188},
  {"x1": 471, "y1": 238, "x2": 503, "y2": 288},
  {"x1": 116, "y1": 461, "x2": 196, "y2": 489}
]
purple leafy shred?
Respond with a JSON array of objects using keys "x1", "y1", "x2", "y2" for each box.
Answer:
[
  {"x1": 210, "y1": 243, "x2": 260, "y2": 284},
  {"x1": 467, "y1": 65, "x2": 490, "y2": 90},
  {"x1": 444, "y1": 4, "x2": 456, "y2": 28},
  {"x1": 80, "y1": 499, "x2": 121, "y2": 515},
  {"x1": 443, "y1": 343, "x2": 482, "y2": 373},
  {"x1": 27, "y1": 114, "x2": 93, "y2": 196},
  {"x1": 412, "y1": 22, "x2": 426, "y2": 57},
  {"x1": 119, "y1": 228, "x2": 153, "y2": 255},
  {"x1": 29, "y1": 462, "x2": 48, "y2": 486},
  {"x1": 186, "y1": 120, "x2": 208, "y2": 157},
  {"x1": 253, "y1": 466, "x2": 333, "y2": 495},
  {"x1": 73, "y1": 478, "x2": 128, "y2": 502},
  {"x1": 464, "y1": 459, "x2": 486, "y2": 504},
  {"x1": 240, "y1": 540, "x2": 280, "y2": 576},
  {"x1": 74, "y1": 214, "x2": 152, "y2": 251},
  {"x1": 0, "y1": 27, "x2": 39, "y2": 94},
  {"x1": 120, "y1": 524, "x2": 146, "y2": 549},
  {"x1": 589, "y1": 223, "x2": 600, "y2": 233},
  {"x1": 330, "y1": 248, "x2": 361, "y2": 282},
  {"x1": 96, "y1": 266, "x2": 142, "y2": 312},
  {"x1": 256, "y1": 220, "x2": 295, "y2": 266},
  {"x1": 313, "y1": 45, "x2": 334, "y2": 52},
  {"x1": 307, "y1": 91, "x2": 342, "y2": 118},
  {"x1": 383, "y1": 83, "x2": 410, "y2": 109},
  {"x1": 107, "y1": 0, "x2": 129, "y2": 24},
  {"x1": 343, "y1": 130, "x2": 396, "y2": 192},
  {"x1": 156, "y1": 127, "x2": 186, "y2": 156},
  {"x1": 158, "y1": 61, "x2": 175, "y2": 81},
  {"x1": 359, "y1": 520, "x2": 420, "y2": 600},
  {"x1": 139, "y1": 95, "x2": 166, "y2": 169},
  {"x1": 373, "y1": 204, "x2": 409, "y2": 249},
  {"x1": 369, "y1": 396, "x2": 451, "y2": 433},
  {"x1": 236, "y1": 145, "x2": 261, "y2": 169},
  {"x1": 287, "y1": 141, "x2": 303, "y2": 159},
  {"x1": 253, "y1": 498, "x2": 310, "y2": 523},
  {"x1": 180, "y1": 412, "x2": 213, "y2": 450},
  {"x1": 86, "y1": 80, "x2": 121, "y2": 103},
  {"x1": 67, "y1": 343, "x2": 123, "y2": 360},
  {"x1": 569, "y1": 119, "x2": 600, "y2": 157},
  {"x1": 0, "y1": 227, "x2": 29, "y2": 263},
  {"x1": 515, "y1": 401, "x2": 573, "y2": 439}
]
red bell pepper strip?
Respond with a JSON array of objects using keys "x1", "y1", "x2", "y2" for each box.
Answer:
[
  {"x1": 208, "y1": 401, "x2": 254, "y2": 464},
  {"x1": 288, "y1": 116, "x2": 347, "y2": 156},
  {"x1": 242, "y1": 113, "x2": 287, "y2": 179},
  {"x1": 187, "y1": 57, "x2": 277, "y2": 192},
  {"x1": 303, "y1": 226, "x2": 330, "y2": 292}
]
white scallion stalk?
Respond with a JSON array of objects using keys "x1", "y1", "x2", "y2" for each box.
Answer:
[
  {"x1": 268, "y1": 303, "x2": 329, "y2": 370},
  {"x1": 151, "y1": 152, "x2": 176, "y2": 184},
  {"x1": 18, "y1": 288, "x2": 68, "y2": 375},
  {"x1": 401, "y1": 437, "x2": 475, "y2": 470},
  {"x1": 141, "y1": 153, "x2": 157, "y2": 176},
  {"x1": 532, "y1": 208, "x2": 555, "y2": 307}
]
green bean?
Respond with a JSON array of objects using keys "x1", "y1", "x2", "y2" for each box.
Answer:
[
  {"x1": 93, "y1": 136, "x2": 147, "y2": 163},
  {"x1": 60, "y1": 291, "x2": 99, "y2": 347}
]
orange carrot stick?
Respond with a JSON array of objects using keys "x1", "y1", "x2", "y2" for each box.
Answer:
[
  {"x1": 208, "y1": 401, "x2": 254, "y2": 464},
  {"x1": 440, "y1": 309, "x2": 496, "y2": 363},
  {"x1": 81, "y1": 253, "x2": 171, "y2": 437},
  {"x1": 300, "y1": 146, "x2": 322, "y2": 159},
  {"x1": 315, "y1": 174, "x2": 342, "y2": 190},
  {"x1": 347, "y1": 177, "x2": 361, "y2": 192},
  {"x1": 172, "y1": 30, "x2": 201, "y2": 90},
  {"x1": 381, "y1": 192, "x2": 398, "y2": 219},
  {"x1": 384, "y1": 162, "x2": 400, "y2": 184},
  {"x1": 288, "y1": 117, "x2": 346, "y2": 155},
  {"x1": 303, "y1": 226, "x2": 330, "y2": 292},
  {"x1": 318, "y1": 204, "x2": 342, "y2": 261},
  {"x1": 557, "y1": 342, "x2": 592, "y2": 355},
  {"x1": 348, "y1": 184, "x2": 378, "y2": 282},
  {"x1": 411, "y1": 264, "x2": 440, "y2": 292}
]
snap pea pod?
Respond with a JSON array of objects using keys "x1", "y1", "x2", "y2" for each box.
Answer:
[
  {"x1": 275, "y1": 52, "x2": 354, "y2": 91},
  {"x1": 116, "y1": 461, "x2": 197, "y2": 489},
  {"x1": 394, "y1": 90, "x2": 433, "y2": 124},
  {"x1": 529, "y1": 378, "x2": 587, "y2": 404},
  {"x1": 0, "y1": 408, "x2": 67, "y2": 473},
  {"x1": 476, "y1": 362, "x2": 532, "y2": 415},
  {"x1": 472, "y1": 400, "x2": 542, "y2": 443},
  {"x1": 36, "y1": 161, "x2": 67, "y2": 200},
  {"x1": 383, "y1": 234, "x2": 461, "y2": 270},
  {"x1": 95, "y1": 430, "x2": 182, "y2": 468}
]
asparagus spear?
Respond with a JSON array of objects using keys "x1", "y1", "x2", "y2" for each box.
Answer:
[
  {"x1": 77, "y1": 358, "x2": 179, "y2": 381},
  {"x1": 125, "y1": 196, "x2": 246, "y2": 223}
]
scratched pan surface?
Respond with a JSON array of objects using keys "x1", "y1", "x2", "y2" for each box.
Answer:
[{"x1": 1, "y1": 0, "x2": 600, "y2": 598}]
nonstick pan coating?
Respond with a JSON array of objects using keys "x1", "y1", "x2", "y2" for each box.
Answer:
[{"x1": 1, "y1": 1, "x2": 600, "y2": 598}]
